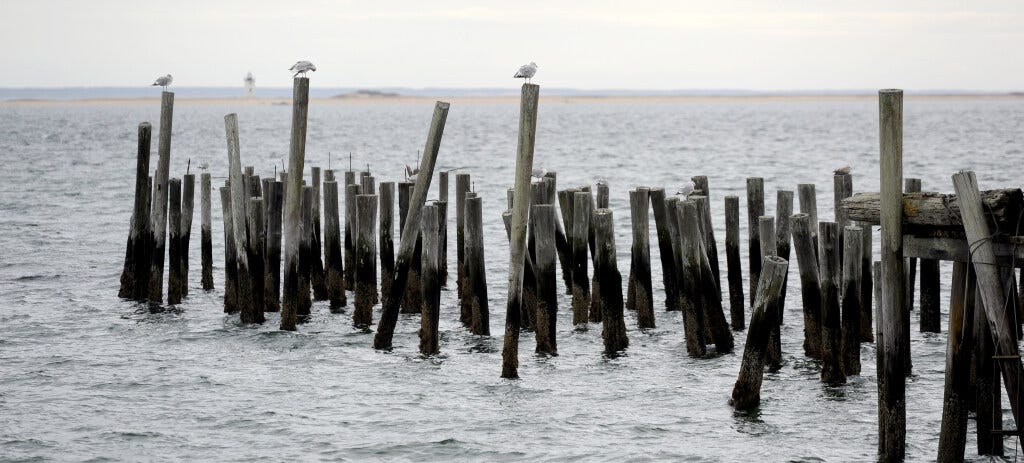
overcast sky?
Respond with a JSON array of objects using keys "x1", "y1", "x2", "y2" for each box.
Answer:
[{"x1": 1, "y1": 0, "x2": 1021, "y2": 90}]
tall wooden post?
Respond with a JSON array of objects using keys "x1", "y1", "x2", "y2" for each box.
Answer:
[
  {"x1": 937, "y1": 261, "x2": 973, "y2": 462},
  {"x1": 200, "y1": 172, "x2": 213, "y2": 291},
  {"x1": 281, "y1": 77, "x2": 310, "y2": 331},
  {"x1": 791, "y1": 213, "x2": 823, "y2": 359},
  {"x1": 650, "y1": 188, "x2": 678, "y2": 312},
  {"x1": 628, "y1": 188, "x2": 654, "y2": 328},
  {"x1": 571, "y1": 191, "x2": 592, "y2": 326},
  {"x1": 180, "y1": 174, "x2": 195, "y2": 298},
  {"x1": 819, "y1": 221, "x2": 845, "y2": 384},
  {"x1": 725, "y1": 196, "x2": 745, "y2": 330},
  {"x1": 746, "y1": 177, "x2": 764, "y2": 305},
  {"x1": 354, "y1": 194, "x2": 378, "y2": 327},
  {"x1": 379, "y1": 182, "x2": 395, "y2": 309},
  {"x1": 419, "y1": 204, "x2": 441, "y2": 355},
  {"x1": 532, "y1": 204, "x2": 558, "y2": 354},
  {"x1": 323, "y1": 180, "x2": 346, "y2": 312},
  {"x1": 594, "y1": 208, "x2": 628, "y2": 355},
  {"x1": 119, "y1": 122, "x2": 152, "y2": 300},
  {"x1": 264, "y1": 180, "x2": 284, "y2": 312},
  {"x1": 225, "y1": 113, "x2": 259, "y2": 323},
  {"x1": 167, "y1": 179, "x2": 183, "y2": 305},
  {"x1": 455, "y1": 173, "x2": 471, "y2": 323},
  {"x1": 841, "y1": 225, "x2": 863, "y2": 375},
  {"x1": 220, "y1": 186, "x2": 238, "y2": 313},
  {"x1": 146, "y1": 92, "x2": 174, "y2": 304}
]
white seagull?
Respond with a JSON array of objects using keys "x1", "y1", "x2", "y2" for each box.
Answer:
[
  {"x1": 289, "y1": 60, "x2": 317, "y2": 78},
  {"x1": 834, "y1": 165, "x2": 851, "y2": 175},
  {"x1": 514, "y1": 62, "x2": 538, "y2": 83},
  {"x1": 677, "y1": 180, "x2": 695, "y2": 197},
  {"x1": 405, "y1": 164, "x2": 420, "y2": 179},
  {"x1": 151, "y1": 74, "x2": 173, "y2": 91},
  {"x1": 531, "y1": 167, "x2": 548, "y2": 179}
]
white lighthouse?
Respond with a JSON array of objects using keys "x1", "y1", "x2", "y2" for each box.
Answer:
[{"x1": 244, "y1": 72, "x2": 255, "y2": 97}]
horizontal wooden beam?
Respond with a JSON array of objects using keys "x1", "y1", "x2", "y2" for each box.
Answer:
[
  {"x1": 841, "y1": 189, "x2": 1023, "y2": 234},
  {"x1": 903, "y1": 235, "x2": 1024, "y2": 267}
]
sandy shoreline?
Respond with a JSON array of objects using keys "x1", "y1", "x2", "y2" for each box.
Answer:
[{"x1": 2, "y1": 93, "x2": 1021, "y2": 106}]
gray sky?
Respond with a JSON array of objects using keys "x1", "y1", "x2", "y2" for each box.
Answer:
[{"x1": 1, "y1": 0, "x2": 1021, "y2": 90}]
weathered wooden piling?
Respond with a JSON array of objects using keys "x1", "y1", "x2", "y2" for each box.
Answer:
[
  {"x1": 379, "y1": 182, "x2": 395, "y2": 309},
  {"x1": 246, "y1": 197, "x2": 266, "y2": 324},
  {"x1": 588, "y1": 187, "x2": 604, "y2": 324},
  {"x1": 877, "y1": 87, "x2": 906, "y2": 462},
  {"x1": 759, "y1": 216, "x2": 781, "y2": 369},
  {"x1": 343, "y1": 171, "x2": 356, "y2": 289},
  {"x1": 544, "y1": 172, "x2": 573, "y2": 294},
  {"x1": 438, "y1": 171, "x2": 449, "y2": 286},
  {"x1": 322, "y1": 180, "x2": 346, "y2": 312},
  {"x1": 627, "y1": 188, "x2": 655, "y2": 329},
  {"x1": 374, "y1": 101, "x2": 449, "y2": 350},
  {"x1": 692, "y1": 196, "x2": 733, "y2": 353},
  {"x1": 818, "y1": 221, "x2": 846, "y2": 384},
  {"x1": 834, "y1": 172, "x2": 853, "y2": 266},
  {"x1": 797, "y1": 183, "x2": 819, "y2": 253},
  {"x1": 280, "y1": 77, "x2": 310, "y2": 331},
  {"x1": 974, "y1": 285, "x2": 1003, "y2": 457},
  {"x1": 455, "y1": 173, "x2": 471, "y2": 323},
  {"x1": 398, "y1": 181, "x2": 423, "y2": 314},
  {"x1": 220, "y1": 187, "x2": 238, "y2": 313},
  {"x1": 791, "y1": 213, "x2": 823, "y2": 359},
  {"x1": 558, "y1": 188, "x2": 577, "y2": 296},
  {"x1": 180, "y1": 174, "x2": 194, "y2": 297},
  {"x1": 119, "y1": 122, "x2": 152, "y2": 300},
  {"x1": 419, "y1": 204, "x2": 441, "y2": 355},
  {"x1": 532, "y1": 204, "x2": 558, "y2": 354},
  {"x1": 919, "y1": 255, "x2": 941, "y2": 332},
  {"x1": 225, "y1": 113, "x2": 260, "y2": 324},
  {"x1": 501, "y1": 84, "x2": 538, "y2": 379},
  {"x1": 146, "y1": 92, "x2": 174, "y2": 304},
  {"x1": 692, "y1": 176, "x2": 721, "y2": 288},
  {"x1": 571, "y1": 191, "x2": 592, "y2": 326},
  {"x1": 860, "y1": 223, "x2": 874, "y2": 343},
  {"x1": 167, "y1": 179, "x2": 183, "y2": 305},
  {"x1": 841, "y1": 225, "x2": 863, "y2": 376},
  {"x1": 746, "y1": 177, "x2": 765, "y2": 305},
  {"x1": 353, "y1": 194, "x2": 378, "y2": 327},
  {"x1": 200, "y1": 173, "x2": 213, "y2": 291},
  {"x1": 264, "y1": 180, "x2": 283, "y2": 312},
  {"x1": 310, "y1": 167, "x2": 328, "y2": 301},
  {"x1": 775, "y1": 190, "x2": 793, "y2": 323},
  {"x1": 730, "y1": 256, "x2": 789, "y2": 410},
  {"x1": 937, "y1": 262, "x2": 973, "y2": 462},
  {"x1": 465, "y1": 196, "x2": 490, "y2": 336},
  {"x1": 297, "y1": 186, "x2": 315, "y2": 319},
  {"x1": 675, "y1": 201, "x2": 707, "y2": 357},
  {"x1": 593, "y1": 208, "x2": 628, "y2": 355},
  {"x1": 903, "y1": 178, "x2": 921, "y2": 312},
  {"x1": 724, "y1": 196, "x2": 745, "y2": 330},
  {"x1": 650, "y1": 188, "x2": 679, "y2": 312}
]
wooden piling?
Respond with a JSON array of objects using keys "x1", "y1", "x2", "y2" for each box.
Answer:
[
  {"x1": 465, "y1": 195, "x2": 490, "y2": 336},
  {"x1": 593, "y1": 208, "x2": 628, "y2": 355},
  {"x1": 345, "y1": 179, "x2": 358, "y2": 289},
  {"x1": 297, "y1": 186, "x2": 315, "y2": 319},
  {"x1": 834, "y1": 172, "x2": 853, "y2": 266},
  {"x1": 220, "y1": 186, "x2": 238, "y2": 313},
  {"x1": 167, "y1": 179, "x2": 183, "y2": 305},
  {"x1": 746, "y1": 177, "x2": 765, "y2": 305},
  {"x1": 438, "y1": 171, "x2": 449, "y2": 287},
  {"x1": 374, "y1": 101, "x2": 449, "y2": 350},
  {"x1": 558, "y1": 188, "x2": 577, "y2": 296},
  {"x1": 200, "y1": 172, "x2": 213, "y2": 291},
  {"x1": 693, "y1": 177, "x2": 722, "y2": 288},
  {"x1": 398, "y1": 181, "x2": 423, "y2": 314},
  {"x1": 730, "y1": 256, "x2": 789, "y2": 410},
  {"x1": 310, "y1": 167, "x2": 328, "y2": 301},
  {"x1": 725, "y1": 196, "x2": 745, "y2": 330},
  {"x1": 877, "y1": 89, "x2": 906, "y2": 460},
  {"x1": 650, "y1": 188, "x2": 679, "y2": 312},
  {"x1": 937, "y1": 261, "x2": 973, "y2": 462},
  {"x1": 775, "y1": 190, "x2": 793, "y2": 323},
  {"x1": 675, "y1": 201, "x2": 707, "y2": 357},
  {"x1": 791, "y1": 213, "x2": 823, "y2": 358},
  {"x1": 455, "y1": 173, "x2": 471, "y2": 323},
  {"x1": 797, "y1": 183, "x2": 819, "y2": 253},
  {"x1": 354, "y1": 194, "x2": 379, "y2": 327},
  {"x1": 224, "y1": 113, "x2": 259, "y2": 323},
  {"x1": 501, "y1": 84, "x2": 538, "y2": 379},
  {"x1": 628, "y1": 189, "x2": 654, "y2": 328},
  {"x1": 819, "y1": 221, "x2": 846, "y2": 384},
  {"x1": 246, "y1": 197, "x2": 266, "y2": 324},
  {"x1": 146, "y1": 92, "x2": 174, "y2": 304},
  {"x1": 119, "y1": 122, "x2": 152, "y2": 300},
  {"x1": 533, "y1": 204, "x2": 558, "y2": 354},
  {"x1": 974, "y1": 283, "x2": 1003, "y2": 456},
  {"x1": 571, "y1": 191, "x2": 592, "y2": 326},
  {"x1": 903, "y1": 178, "x2": 921, "y2": 312},
  {"x1": 180, "y1": 174, "x2": 194, "y2": 297},
  {"x1": 419, "y1": 204, "x2": 441, "y2": 355},
  {"x1": 264, "y1": 180, "x2": 283, "y2": 312},
  {"x1": 322, "y1": 180, "x2": 346, "y2": 312},
  {"x1": 279, "y1": 78, "x2": 310, "y2": 331},
  {"x1": 860, "y1": 223, "x2": 874, "y2": 342},
  {"x1": 545, "y1": 173, "x2": 573, "y2": 294},
  {"x1": 841, "y1": 225, "x2": 863, "y2": 376},
  {"x1": 919, "y1": 257, "x2": 941, "y2": 333},
  {"x1": 379, "y1": 182, "x2": 395, "y2": 310},
  {"x1": 759, "y1": 216, "x2": 781, "y2": 369}
]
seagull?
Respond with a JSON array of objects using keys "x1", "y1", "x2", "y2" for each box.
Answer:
[
  {"x1": 531, "y1": 167, "x2": 548, "y2": 179},
  {"x1": 834, "y1": 165, "x2": 851, "y2": 175},
  {"x1": 151, "y1": 74, "x2": 173, "y2": 91},
  {"x1": 405, "y1": 164, "x2": 419, "y2": 179},
  {"x1": 677, "y1": 180, "x2": 695, "y2": 196},
  {"x1": 514, "y1": 62, "x2": 538, "y2": 83},
  {"x1": 199, "y1": 162, "x2": 209, "y2": 171},
  {"x1": 289, "y1": 60, "x2": 317, "y2": 78}
]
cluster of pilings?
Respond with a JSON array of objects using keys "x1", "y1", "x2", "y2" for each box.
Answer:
[{"x1": 117, "y1": 83, "x2": 1024, "y2": 461}]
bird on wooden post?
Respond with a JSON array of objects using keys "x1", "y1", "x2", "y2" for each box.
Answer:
[
  {"x1": 514, "y1": 62, "x2": 538, "y2": 83},
  {"x1": 677, "y1": 180, "x2": 696, "y2": 197},
  {"x1": 289, "y1": 60, "x2": 317, "y2": 77},
  {"x1": 532, "y1": 167, "x2": 548, "y2": 179},
  {"x1": 834, "y1": 165, "x2": 851, "y2": 175},
  {"x1": 151, "y1": 74, "x2": 173, "y2": 91}
]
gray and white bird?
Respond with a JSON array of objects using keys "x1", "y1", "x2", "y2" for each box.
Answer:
[
  {"x1": 531, "y1": 167, "x2": 547, "y2": 179},
  {"x1": 677, "y1": 180, "x2": 695, "y2": 196},
  {"x1": 289, "y1": 60, "x2": 317, "y2": 77},
  {"x1": 834, "y1": 165, "x2": 851, "y2": 175},
  {"x1": 514, "y1": 62, "x2": 538, "y2": 83},
  {"x1": 151, "y1": 74, "x2": 173, "y2": 91},
  {"x1": 405, "y1": 164, "x2": 419, "y2": 179}
]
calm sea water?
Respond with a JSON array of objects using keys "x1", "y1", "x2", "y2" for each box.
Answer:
[{"x1": 1, "y1": 96, "x2": 1022, "y2": 462}]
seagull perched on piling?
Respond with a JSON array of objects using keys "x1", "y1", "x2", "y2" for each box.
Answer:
[
  {"x1": 677, "y1": 180, "x2": 695, "y2": 196},
  {"x1": 289, "y1": 60, "x2": 317, "y2": 77},
  {"x1": 405, "y1": 164, "x2": 419, "y2": 179},
  {"x1": 834, "y1": 165, "x2": 851, "y2": 175},
  {"x1": 514, "y1": 62, "x2": 538, "y2": 83},
  {"x1": 532, "y1": 167, "x2": 548, "y2": 179},
  {"x1": 151, "y1": 74, "x2": 173, "y2": 91}
]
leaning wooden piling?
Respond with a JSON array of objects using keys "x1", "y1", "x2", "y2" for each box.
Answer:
[
  {"x1": 532, "y1": 204, "x2": 558, "y2": 354},
  {"x1": 936, "y1": 261, "x2": 973, "y2": 462},
  {"x1": 167, "y1": 179, "x2": 184, "y2": 305},
  {"x1": 280, "y1": 77, "x2": 310, "y2": 331},
  {"x1": 466, "y1": 196, "x2": 490, "y2": 336},
  {"x1": 650, "y1": 188, "x2": 679, "y2": 312},
  {"x1": 419, "y1": 204, "x2": 441, "y2": 355},
  {"x1": 730, "y1": 256, "x2": 789, "y2": 410},
  {"x1": 501, "y1": 84, "x2": 538, "y2": 379},
  {"x1": 877, "y1": 87, "x2": 906, "y2": 462},
  {"x1": 841, "y1": 225, "x2": 863, "y2": 376},
  {"x1": 594, "y1": 208, "x2": 628, "y2": 355},
  {"x1": 819, "y1": 221, "x2": 846, "y2": 384},
  {"x1": 693, "y1": 176, "x2": 721, "y2": 288},
  {"x1": 675, "y1": 201, "x2": 708, "y2": 357},
  {"x1": 264, "y1": 180, "x2": 283, "y2": 312},
  {"x1": 374, "y1": 101, "x2": 449, "y2": 350},
  {"x1": 725, "y1": 196, "x2": 745, "y2": 330},
  {"x1": 200, "y1": 172, "x2": 213, "y2": 291},
  {"x1": 746, "y1": 177, "x2": 765, "y2": 305},
  {"x1": 225, "y1": 113, "x2": 259, "y2": 324},
  {"x1": 353, "y1": 194, "x2": 378, "y2": 327},
  {"x1": 379, "y1": 182, "x2": 395, "y2": 309},
  {"x1": 180, "y1": 174, "x2": 194, "y2": 298},
  {"x1": 220, "y1": 186, "x2": 238, "y2": 313},
  {"x1": 322, "y1": 180, "x2": 346, "y2": 312},
  {"x1": 398, "y1": 181, "x2": 423, "y2": 314},
  {"x1": 628, "y1": 188, "x2": 654, "y2": 329},
  {"x1": 118, "y1": 122, "x2": 152, "y2": 300},
  {"x1": 791, "y1": 213, "x2": 823, "y2": 358},
  {"x1": 571, "y1": 191, "x2": 592, "y2": 326},
  {"x1": 146, "y1": 92, "x2": 174, "y2": 304}
]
